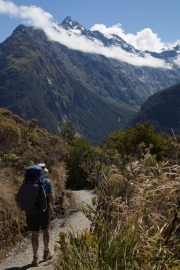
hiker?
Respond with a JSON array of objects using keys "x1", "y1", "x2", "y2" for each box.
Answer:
[{"x1": 17, "y1": 163, "x2": 54, "y2": 267}]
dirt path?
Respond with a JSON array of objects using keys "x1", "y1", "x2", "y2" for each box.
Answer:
[{"x1": 0, "y1": 190, "x2": 95, "y2": 270}]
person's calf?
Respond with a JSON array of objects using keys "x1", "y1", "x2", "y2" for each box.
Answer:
[
  {"x1": 32, "y1": 231, "x2": 39, "y2": 250},
  {"x1": 33, "y1": 248, "x2": 38, "y2": 257},
  {"x1": 43, "y1": 228, "x2": 50, "y2": 252}
]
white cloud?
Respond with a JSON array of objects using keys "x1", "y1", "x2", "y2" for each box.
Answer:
[
  {"x1": 0, "y1": 0, "x2": 19, "y2": 15},
  {"x1": 126, "y1": 28, "x2": 165, "y2": 52},
  {"x1": 0, "y1": 0, "x2": 174, "y2": 69},
  {"x1": 91, "y1": 24, "x2": 166, "y2": 53},
  {"x1": 48, "y1": 25, "x2": 169, "y2": 68},
  {"x1": 173, "y1": 55, "x2": 180, "y2": 66},
  {"x1": 0, "y1": 0, "x2": 53, "y2": 27},
  {"x1": 91, "y1": 23, "x2": 125, "y2": 38}
]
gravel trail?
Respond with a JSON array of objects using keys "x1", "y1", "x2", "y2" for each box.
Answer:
[{"x1": 0, "y1": 190, "x2": 95, "y2": 270}]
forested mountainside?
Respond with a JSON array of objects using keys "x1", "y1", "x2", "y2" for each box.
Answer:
[
  {"x1": 0, "y1": 24, "x2": 138, "y2": 145},
  {"x1": 0, "y1": 16, "x2": 180, "y2": 144},
  {"x1": 128, "y1": 82, "x2": 180, "y2": 136}
]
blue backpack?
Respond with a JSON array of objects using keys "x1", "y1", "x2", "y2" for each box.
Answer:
[{"x1": 17, "y1": 165, "x2": 49, "y2": 212}]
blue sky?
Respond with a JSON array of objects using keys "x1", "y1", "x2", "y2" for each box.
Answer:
[
  {"x1": 0, "y1": 0, "x2": 179, "y2": 68},
  {"x1": 0, "y1": 0, "x2": 179, "y2": 44}
]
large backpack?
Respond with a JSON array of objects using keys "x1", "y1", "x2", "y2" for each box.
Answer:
[{"x1": 17, "y1": 165, "x2": 49, "y2": 212}]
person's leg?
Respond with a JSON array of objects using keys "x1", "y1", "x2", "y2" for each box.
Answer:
[
  {"x1": 43, "y1": 227, "x2": 50, "y2": 250},
  {"x1": 41, "y1": 209, "x2": 50, "y2": 250},
  {"x1": 42, "y1": 227, "x2": 53, "y2": 260},
  {"x1": 31, "y1": 231, "x2": 40, "y2": 266},
  {"x1": 32, "y1": 231, "x2": 39, "y2": 256},
  {"x1": 40, "y1": 209, "x2": 53, "y2": 260},
  {"x1": 26, "y1": 213, "x2": 40, "y2": 266}
]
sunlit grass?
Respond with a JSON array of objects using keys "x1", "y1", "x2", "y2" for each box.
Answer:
[{"x1": 55, "y1": 153, "x2": 180, "y2": 269}]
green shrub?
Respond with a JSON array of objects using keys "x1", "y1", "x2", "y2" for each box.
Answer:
[{"x1": 105, "y1": 122, "x2": 170, "y2": 161}]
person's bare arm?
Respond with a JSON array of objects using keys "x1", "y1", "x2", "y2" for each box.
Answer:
[{"x1": 48, "y1": 193, "x2": 54, "y2": 203}]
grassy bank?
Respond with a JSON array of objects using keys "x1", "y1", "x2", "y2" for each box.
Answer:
[{"x1": 55, "y1": 130, "x2": 180, "y2": 269}]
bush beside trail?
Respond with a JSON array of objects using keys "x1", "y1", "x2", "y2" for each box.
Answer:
[
  {"x1": 54, "y1": 123, "x2": 180, "y2": 269},
  {"x1": 55, "y1": 155, "x2": 180, "y2": 269},
  {"x1": 0, "y1": 109, "x2": 70, "y2": 259}
]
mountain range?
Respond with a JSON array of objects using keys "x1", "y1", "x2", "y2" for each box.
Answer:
[{"x1": 0, "y1": 16, "x2": 180, "y2": 144}]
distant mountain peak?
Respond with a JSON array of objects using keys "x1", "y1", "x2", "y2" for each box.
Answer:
[
  {"x1": 61, "y1": 16, "x2": 86, "y2": 32},
  {"x1": 62, "y1": 16, "x2": 75, "y2": 25},
  {"x1": 174, "y1": 44, "x2": 180, "y2": 52},
  {"x1": 59, "y1": 16, "x2": 137, "y2": 53}
]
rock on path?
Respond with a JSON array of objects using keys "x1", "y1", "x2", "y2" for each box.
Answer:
[{"x1": 0, "y1": 190, "x2": 95, "y2": 270}]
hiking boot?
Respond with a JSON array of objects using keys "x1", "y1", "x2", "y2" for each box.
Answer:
[
  {"x1": 32, "y1": 255, "x2": 39, "y2": 267},
  {"x1": 43, "y1": 250, "x2": 54, "y2": 261}
]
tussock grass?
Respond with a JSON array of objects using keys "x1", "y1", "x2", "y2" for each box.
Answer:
[{"x1": 55, "y1": 153, "x2": 180, "y2": 269}]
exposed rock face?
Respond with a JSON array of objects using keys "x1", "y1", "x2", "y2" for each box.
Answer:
[{"x1": 0, "y1": 17, "x2": 180, "y2": 144}]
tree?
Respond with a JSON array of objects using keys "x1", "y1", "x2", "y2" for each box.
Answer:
[
  {"x1": 65, "y1": 137, "x2": 93, "y2": 189},
  {"x1": 104, "y1": 122, "x2": 170, "y2": 161},
  {"x1": 60, "y1": 120, "x2": 76, "y2": 142}
]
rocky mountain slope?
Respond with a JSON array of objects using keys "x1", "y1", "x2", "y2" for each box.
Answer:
[
  {"x1": 0, "y1": 16, "x2": 180, "y2": 144},
  {"x1": 127, "y1": 82, "x2": 180, "y2": 135}
]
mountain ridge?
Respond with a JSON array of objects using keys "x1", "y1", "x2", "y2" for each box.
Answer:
[
  {"x1": 127, "y1": 81, "x2": 180, "y2": 135},
  {"x1": 0, "y1": 16, "x2": 180, "y2": 144}
]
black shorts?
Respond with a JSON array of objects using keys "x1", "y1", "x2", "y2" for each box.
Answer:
[{"x1": 26, "y1": 209, "x2": 50, "y2": 231}]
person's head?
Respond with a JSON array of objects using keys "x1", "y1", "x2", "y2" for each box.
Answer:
[{"x1": 37, "y1": 163, "x2": 49, "y2": 174}]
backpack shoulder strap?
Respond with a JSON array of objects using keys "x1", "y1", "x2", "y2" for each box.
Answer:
[{"x1": 43, "y1": 179, "x2": 51, "y2": 193}]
